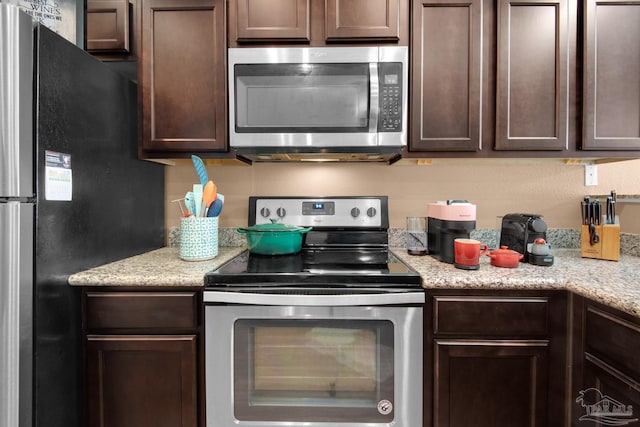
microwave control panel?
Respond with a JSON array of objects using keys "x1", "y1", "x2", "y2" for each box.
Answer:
[{"x1": 378, "y1": 62, "x2": 403, "y2": 132}]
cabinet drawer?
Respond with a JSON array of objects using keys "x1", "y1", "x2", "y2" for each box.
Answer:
[
  {"x1": 85, "y1": 292, "x2": 198, "y2": 332},
  {"x1": 433, "y1": 296, "x2": 549, "y2": 336},
  {"x1": 585, "y1": 305, "x2": 640, "y2": 379}
]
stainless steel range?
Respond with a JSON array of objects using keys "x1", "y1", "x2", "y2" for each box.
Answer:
[{"x1": 204, "y1": 196, "x2": 423, "y2": 427}]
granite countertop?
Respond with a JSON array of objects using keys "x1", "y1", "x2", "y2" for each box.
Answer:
[
  {"x1": 68, "y1": 246, "x2": 246, "y2": 287},
  {"x1": 68, "y1": 246, "x2": 640, "y2": 318},
  {"x1": 393, "y1": 248, "x2": 640, "y2": 317}
]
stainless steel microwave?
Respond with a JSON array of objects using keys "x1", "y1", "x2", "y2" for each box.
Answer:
[{"x1": 228, "y1": 46, "x2": 408, "y2": 163}]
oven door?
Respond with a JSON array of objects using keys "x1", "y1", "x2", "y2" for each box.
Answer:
[{"x1": 204, "y1": 302, "x2": 422, "y2": 427}]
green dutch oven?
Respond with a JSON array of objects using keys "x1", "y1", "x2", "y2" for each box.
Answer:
[{"x1": 237, "y1": 223, "x2": 312, "y2": 255}]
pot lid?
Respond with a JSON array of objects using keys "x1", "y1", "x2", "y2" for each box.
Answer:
[{"x1": 489, "y1": 246, "x2": 521, "y2": 256}]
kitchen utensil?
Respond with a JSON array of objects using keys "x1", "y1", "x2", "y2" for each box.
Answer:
[
  {"x1": 202, "y1": 180, "x2": 217, "y2": 215},
  {"x1": 487, "y1": 246, "x2": 524, "y2": 268},
  {"x1": 193, "y1": 184, "x2": 203, "y2": 217},
  {"x1": 606, "y1": 190, "x2": 617, "y2": 224},
  {"x1": 207, "y1": 195, "x2": 223, "y2": 217},
  {"x1": 237, "y1": 223, "x2": 312, "y2": 255},
  {"x1": 191, "y1": 155, "x2": 209, "y2": 187},
  {"x1": 589, "y1": 223, "x2": 600, "y2": 245},
  {"x1": 581, "y1": 198, "x2": 601, "y2": 244},
  {"x1": 453, "y1": 238, "x2": 488, "y2": 270},
  {"x1": 184, "y1": 192, "x2": 196, "y2": 216},
  {"x1": 406, "y1": 216, "x2": 427, "y2": 256},
  {"x1": 171, "y1": 198, "x2": 188, "y2": 217}
]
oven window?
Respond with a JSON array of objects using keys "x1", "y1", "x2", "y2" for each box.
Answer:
[
  {"x1": 234, "y1": 319, "x2": 394, "y2": 423},
  {"x1": 234, "y1": 63, "x2": 370, "y2": 133}
]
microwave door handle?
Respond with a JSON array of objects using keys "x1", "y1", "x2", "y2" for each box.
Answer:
[{"x1": 369, "y1": 63, "x2": 379, "y2": 133}]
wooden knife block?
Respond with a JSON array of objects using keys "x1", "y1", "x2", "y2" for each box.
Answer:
[{"x1": 581, "y1": 223, "x2": 620, "y2": 261}]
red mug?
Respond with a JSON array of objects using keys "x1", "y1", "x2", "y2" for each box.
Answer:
[{"x1": 454, "y1": 238, "x2": 489, "y2": 270}]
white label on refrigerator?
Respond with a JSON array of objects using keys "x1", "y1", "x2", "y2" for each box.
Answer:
[{"x1": 45, "y1": 151, "x2": 72, "y2": 201}]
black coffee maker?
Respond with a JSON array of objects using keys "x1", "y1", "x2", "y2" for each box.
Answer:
[{"x1": 499, "y1": 213, "x2": 548, "y2": 262}]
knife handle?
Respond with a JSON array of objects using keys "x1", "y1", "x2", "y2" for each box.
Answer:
[{"x1": 594, "y1": 201, "x2": 601, "y2": 225}]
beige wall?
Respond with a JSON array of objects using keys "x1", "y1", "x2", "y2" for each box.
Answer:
[{"x1": 165, "y1": 158, "x2": 640, "y2": 238}]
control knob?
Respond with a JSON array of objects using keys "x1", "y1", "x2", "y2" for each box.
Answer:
[
  {"x1": 260, "y1": 207, "x2": 271, "y2": 218},
  {"x1": 276, "y1": 207, "x2": 286, "y2": 218},
  {"x1": 350, "y1": 207, "x2": 360, "y2": 218},
  {"x1": 367, "y1": 207, "x2": 377, "y2": 218}
]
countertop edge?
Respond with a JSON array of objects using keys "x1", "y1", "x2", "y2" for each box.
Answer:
[{"x1": 68, "y1": 246, "x2": 640, "y2": 318}]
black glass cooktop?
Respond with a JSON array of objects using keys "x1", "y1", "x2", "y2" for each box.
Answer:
[{"x1": 205, "y1": 249, "x2": 422, "y2": 288}]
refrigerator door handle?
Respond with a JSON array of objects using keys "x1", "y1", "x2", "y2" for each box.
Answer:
[
  {"x1": 0, "y1": 201, "x2": 34, "y2": 427},
  {"x1": 0, "y1": 4, "x2": 34, "y2": 199}
]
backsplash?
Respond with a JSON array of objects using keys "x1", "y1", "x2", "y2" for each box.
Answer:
[{"x1": 169, "y1": 227, "x2": 640, "y2": 257}]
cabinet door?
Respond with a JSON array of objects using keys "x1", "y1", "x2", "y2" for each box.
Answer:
[
  {"x1": 434, "y1": 339, "x2": 549, "y2": 427},
  {"x1": 582, "y1": 0, "x2": 640, "y2": 150},
  {"x1": 234, "y1": 0, "x2": 310, "y2": 41},
  {"x1": 410, "y1": 0, "x2": 482, "y2": 151},
  {"x1": 140, "y1": 0, "x2": 226, "y2": 153},
  {"x1": 86, "y1": 335, "x2": 197, "y2": 427},
  {"x1": 325, "y1": 0, "x2": 399, "y2": 41},
  {"x1": 87, "y1": 0, "x2": 130, "y2": 52},
  {"x1": 580, "y1": 357, "x2": 640, "y2": 426},
  {"x1": 495, "y1": 0, "x2": 569, "y2": 150}
]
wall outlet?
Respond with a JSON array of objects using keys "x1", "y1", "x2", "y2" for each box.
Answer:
[{"x1": 584, "y1": 164, "x2": 598, "y2": 186}]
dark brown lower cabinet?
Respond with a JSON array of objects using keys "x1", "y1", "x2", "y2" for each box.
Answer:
[
  {"x1": 571, "y1": 296, "x2": 640, "y2": 426},
  {"x1": 426, "y1": 290, "x2": 568, "y2": 427},
  {"x1": 86, "y1": 335, "x2": 197, "y2": 427},
  {"x1": 434, "y1": 340, "x2": 548, "y2": 427},
  {"x1": 83, "y1": 291, "x2": 201, "y2": 427},
  {"x1": 581, "y1": 357, "x2": 640, "y2": 426}
]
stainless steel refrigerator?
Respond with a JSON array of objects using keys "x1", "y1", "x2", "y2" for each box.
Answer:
[{"x1": 0, "y1": 5, "x2": 165, "y2": 427}]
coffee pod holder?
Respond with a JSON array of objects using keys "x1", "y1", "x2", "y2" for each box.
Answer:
[{"x1": 580, "y1": 216, "x2": 620, "y2": 261}]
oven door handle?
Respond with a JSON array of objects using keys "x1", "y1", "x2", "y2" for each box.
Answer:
[{"x1": 203, "y1": 290, "x2": 425, "y2": 306}]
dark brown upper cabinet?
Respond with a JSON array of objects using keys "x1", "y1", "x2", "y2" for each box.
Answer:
[
  {"x1": 139, "y1": 0, "x2": 227, "y2": 156},
  {"x1": 495, "y1": 0, "x2": 569, "y2": 151},
  {"x1": 582, "y1": 0, "x2": 640, "y2": 150},
  {"x1": 229, "y1": 0, "x2": 407, "y2": 46},
  {"x1": 86, "y1": 0, "x2": 132, "y2": 54},
  {"x1": 410, "y1": 0, "x2": 482, "y2": 151},
  {"x1": 235, "y1": 0, "x2": 311, "y2": 42},
  {"x1": 325, "y1": 0, "x2": 400, "y2": 41}
]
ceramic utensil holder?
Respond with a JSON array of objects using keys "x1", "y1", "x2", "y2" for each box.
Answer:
[
  {"x1": 180, "y1": 216, "x2": 219, "y2": 261},
  {"x1": 580, "y1": 220, "x2": 620, "y2": 261}
]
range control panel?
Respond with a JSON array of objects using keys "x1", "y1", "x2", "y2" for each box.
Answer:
[{"x1": 250, "y1": 196, "x2": 387, "y2": 228}]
